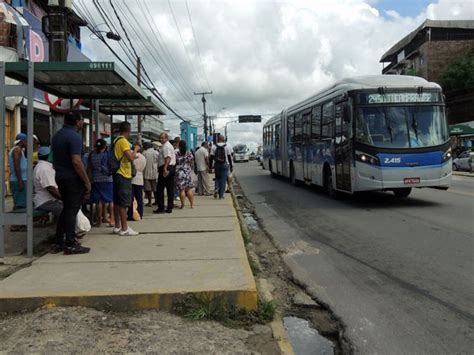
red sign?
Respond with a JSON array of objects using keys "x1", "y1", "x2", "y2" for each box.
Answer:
[{"x1": 44, "y1": 92, "x2": 83, "y2": 113}]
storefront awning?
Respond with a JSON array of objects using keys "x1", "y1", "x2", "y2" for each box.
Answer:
[
  {"x1": 450, "y1": 121, "x2": 474, "y2": 136},
  {"x1": 5, "y1": 61, "x2": 166, "y2": 115}
]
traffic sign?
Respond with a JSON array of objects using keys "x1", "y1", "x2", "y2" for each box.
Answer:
[{"x1": 238, "y1": 115, "x2": 261, "y2": 123}]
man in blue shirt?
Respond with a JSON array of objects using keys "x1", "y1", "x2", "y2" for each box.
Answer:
[{"x1": 51, "y1": 112, "x2": 91, "y2": 255}]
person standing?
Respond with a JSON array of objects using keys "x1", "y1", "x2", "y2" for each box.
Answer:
[
  {"x1": 142, "y1": 142, "x2": 159, "y2": 206},
  {"x1": 128, "y1": 147, "x2": 146, "y2": 220},
  {"x1": 195, "y1": 142, "x2": 210, "y2": 196},
  {"x1": 210, "y1": 134, "x2": 233, "y2": 199},
  {"x1": 51, "y1": 112, "x2": 91, "y2": 254},
  {"x1": 175, "y1": 140, "x2": 195, "y2": 209},
  {"x1": 154, "y1": 132, "x2": 176, "y2": 214},
  {"x1": 88, "y1": 139, "x2": 114, "y2": 227},
  {"x1": 9, "y1": 133, "x2": 28, "y2": 213},
  {"x1": 111, "y1": 121, "x2": 140, "y2": 236}
]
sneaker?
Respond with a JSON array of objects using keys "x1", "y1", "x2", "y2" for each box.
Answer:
[
  {"x1": 64, "y1": 243, "x2": 90, "y2": 255},
  {"x1": 50, "y1": 244, "x2": 64, "y2": 254},
  {"x1": 213, "y1": 191, "x2": 218, "y2": 199},
  {"x1": 119, "y1": 227, "x2": 139, "y2": 236},
  {"x1": 112, "y1": 227, "x2": 121, "y2": 234},
  {"x1": 153, "y1": 209, "x2": 165, "y2": 214}
]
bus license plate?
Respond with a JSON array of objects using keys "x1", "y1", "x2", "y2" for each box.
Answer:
[{"x1": 404, "y1": 177, "x2": 420, "y2": 185}]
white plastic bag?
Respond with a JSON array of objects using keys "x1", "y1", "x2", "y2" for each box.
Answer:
[{"x1": 75, "y1": 210, "x2": 91, "y2": 234}]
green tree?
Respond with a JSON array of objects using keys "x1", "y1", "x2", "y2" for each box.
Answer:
[{"x1": 440, "y1": 47, "x2": 474, "y2": 92}]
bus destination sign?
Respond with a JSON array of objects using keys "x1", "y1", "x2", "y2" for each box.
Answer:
[{"x1": 361, "y1": 92, "x2": 439, "y2": 104}]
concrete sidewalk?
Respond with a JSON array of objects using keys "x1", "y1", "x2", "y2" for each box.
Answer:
[{"x1": 0, "y1": 194, "x2": 257, "y2": 313}]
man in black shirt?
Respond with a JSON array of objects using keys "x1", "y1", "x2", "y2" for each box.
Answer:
[{"x1": 51, "y1": 112, "x2": 91, "y2": 255}]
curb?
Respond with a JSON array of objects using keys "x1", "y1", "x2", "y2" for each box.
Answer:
[
  {"x1": 453, "y1": 171, "x2": 474, "y2": 178},
  {"x1": 230, "y1": 183, "x2": 295, "y2": 355}
]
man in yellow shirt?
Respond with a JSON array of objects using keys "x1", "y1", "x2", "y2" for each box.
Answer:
[{"x1": 112, "y1": 121, "x2": 140, "y2": 236}]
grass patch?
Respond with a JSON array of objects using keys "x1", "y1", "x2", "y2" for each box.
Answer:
[
  {"x1": 173, "y1": 295, "x2": 276, "y2": 327},
  {"x1": 248, "y1": 255, "x2": 261, "y2": 274}
]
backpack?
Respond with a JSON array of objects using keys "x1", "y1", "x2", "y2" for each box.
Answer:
[
  {"x1": 215, "y1": 144, "x2": 227, "y2": 165},
  {"x1": 107, "y1": 137, "x2": 137, "y2": 177}
]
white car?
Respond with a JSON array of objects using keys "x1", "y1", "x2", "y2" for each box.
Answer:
[{"x1": 453, "y1": 151, "x2": 474, "y2": 171}]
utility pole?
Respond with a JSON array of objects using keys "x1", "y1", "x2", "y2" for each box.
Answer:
[
  {"x1": 194, "y1": 91, "x2": 212, "y2": 142},
  {"x1": 45, "y1": 0, "x2": 68, "y2": 134},
  {"x1": 137, "y1": 57, "x2": 142, "y2": 145}
]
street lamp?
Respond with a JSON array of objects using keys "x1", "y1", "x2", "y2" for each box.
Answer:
[
  {"x1": 224, "y1": 120, "x2": 238, "y2": 142},
  {"x1": 89, "y1": 24, "x2": 121, "y2": 41},
  {"x1": 210, "y1": 107, "x2": 227, "y2": 137}
]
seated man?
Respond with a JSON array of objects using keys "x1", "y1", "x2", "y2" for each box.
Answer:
[{"x1": 34, "y1": 146, "x2": 63, "y2": 218}]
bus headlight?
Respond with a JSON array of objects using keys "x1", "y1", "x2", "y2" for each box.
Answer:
[
  {"x1": 442, "y1": 148, "x2": 452, "y2": 161},
  {"x1": 355, "y1": 151, "x2": 379, "y2": 166}
]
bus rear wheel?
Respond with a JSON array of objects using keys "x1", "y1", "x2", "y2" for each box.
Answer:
[
  {"x1": 290, "y1": 163, "x2": 298, "y2": 186},
  {"x1": 393, "y1": 188, "x2": 412, "y2": 198},
  {"x1": 269, "y1": 161, "x2": 276, "y2": 178},
  {"x1": 324, "y1": 169, "x2": 335, "y2": 197}
]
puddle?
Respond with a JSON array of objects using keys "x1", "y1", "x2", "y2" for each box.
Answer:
[
  {"x1": 243, "y1": 213, "x2": 259, "y2": 230},
  {"x1": 283, "y1": 316, "x2": 334, "y2": 355}
]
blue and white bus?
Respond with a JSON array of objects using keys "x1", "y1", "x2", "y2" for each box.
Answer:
[{"x1": 262, "y1": 75, "x2": 452, "y2": 197}]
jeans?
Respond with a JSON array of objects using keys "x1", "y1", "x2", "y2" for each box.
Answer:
[
  {"x1": 128, "y1": 184, "x2": 144, "y2": 219},
  {"x1": 56, "y1": 178, "x2": 85, "y2": 246},
  {"x1": 37, "y1": 199, "x2": 63, "y2": 219},
  {"x1": 215, "y1": 163, "x2": 229, "y2": 198},
  {"x1": 157, "y1": 165, "x2": 176, "y2": 211}
]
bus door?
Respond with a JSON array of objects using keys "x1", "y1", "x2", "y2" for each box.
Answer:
[
  {"x1": 275, "y1": 124, "x2": 281, "y2": 174},
  {"x1": 335, "y1": 102, "x2": 352, "y2": 191},
  {"x1": 302, "y1": 111, "x2": 312, "y2": 182}
]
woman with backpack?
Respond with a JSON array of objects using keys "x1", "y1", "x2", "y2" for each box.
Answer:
[
  {"x1": 88, "y1": 139, "x2": 114, "y2": 227},
  {"x1": 175, "y1": 140, "x2": 195, "y2": 209}
]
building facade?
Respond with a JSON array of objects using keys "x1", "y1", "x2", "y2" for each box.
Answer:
[{"x1": 380, "y1": 20, "x2": 474, "y2": 125}]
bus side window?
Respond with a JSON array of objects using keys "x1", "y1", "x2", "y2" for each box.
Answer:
[
  {"x1": 322, "y1": 101, "x2": 335, "y2": 139},
  {"x1": 275, "y1": 124, "x2": 280, "y2": 148},
  {"x1": 288, "y1": 115, "x2": 295, "y2": 143},
  {"x1": 312, "y1": 106, "x2": 321, "y2": 143},
  {"x1": 295, "y1": 113, "x2": 303, "y2": 144}
]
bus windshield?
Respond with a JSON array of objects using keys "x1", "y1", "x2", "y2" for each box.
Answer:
[{"x1": 356, "y1": 106, "x2": 448, "y2": 148}]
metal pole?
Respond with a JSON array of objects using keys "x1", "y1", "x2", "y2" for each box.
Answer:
[
  {"x1": 0, "y1": 63, "x2": 5, "y2": 258},
  {"x1": 26, "y1": 61, "x2": 34, "y2": 258},
  {"x1": 94, "y1": 99, "x2": 100, "y2": 141},
  {"x1": 137, "y1": 57, "x2": 142, "y2": 145}
]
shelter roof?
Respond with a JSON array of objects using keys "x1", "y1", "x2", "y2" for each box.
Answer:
[{"x1": 5, "y1": 61, "x2": 166, "y2": 115}]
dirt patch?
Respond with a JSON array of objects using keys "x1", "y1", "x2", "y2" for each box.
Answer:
[
  {"x1": 233, "y1": 179, "x2": 354, "y2": 354},
  {"x1": 0, "y1": 306, "x2": 280, "y2": 354}
]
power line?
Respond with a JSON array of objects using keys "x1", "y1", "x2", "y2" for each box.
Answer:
[
  {"x1": 120, "y1": 0, "x2": 202, "y2": 115},
  {"x1": 167, "y1": 0, "x2": 207, "y2": 92},
  {"x1": 185, "y1": 0, "x2": 211, "y2": 90}
]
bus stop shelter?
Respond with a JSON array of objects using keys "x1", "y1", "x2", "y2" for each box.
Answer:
[{"x1": 0, "y1": 61, "x2": 166, "y2": 258}]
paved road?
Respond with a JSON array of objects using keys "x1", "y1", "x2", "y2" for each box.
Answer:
[{"x1": 236, "y1": 162, "x2": 474, "y2": 354}]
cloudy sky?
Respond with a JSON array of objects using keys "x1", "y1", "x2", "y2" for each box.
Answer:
[{"x1": 77, "y1": 0, "x2": 474, "y2": 151}]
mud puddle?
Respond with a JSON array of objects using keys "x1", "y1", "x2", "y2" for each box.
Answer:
[{"x1": 284, "y1": 316, "x2": 334, "y2": 355}]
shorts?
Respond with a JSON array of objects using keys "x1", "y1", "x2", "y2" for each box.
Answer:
[
  {"x1": 113, "y1": 174, "x2": 133, "y2": 208},
  {"x1": 90, "y1": 182, "x2": 113, "y2": 203},
  {"x1": 10, "y1": 180, "x2": 26, "y2": 210},
  {"x1": 144, "y1": 179, "x2": 157, "y2": 192}
]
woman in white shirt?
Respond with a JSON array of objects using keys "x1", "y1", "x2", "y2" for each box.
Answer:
[{"x1": 127, "y1": 148, "x2": 147, "y2": 220}]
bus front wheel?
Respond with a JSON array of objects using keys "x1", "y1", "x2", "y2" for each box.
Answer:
[{"x1": 393, "y1": 188, "x2": 412, "y2": 198}]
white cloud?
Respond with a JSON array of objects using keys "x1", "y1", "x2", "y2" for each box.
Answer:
[{"x1": 78, "y1": 0, "x2": 474, "y2": 149}]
